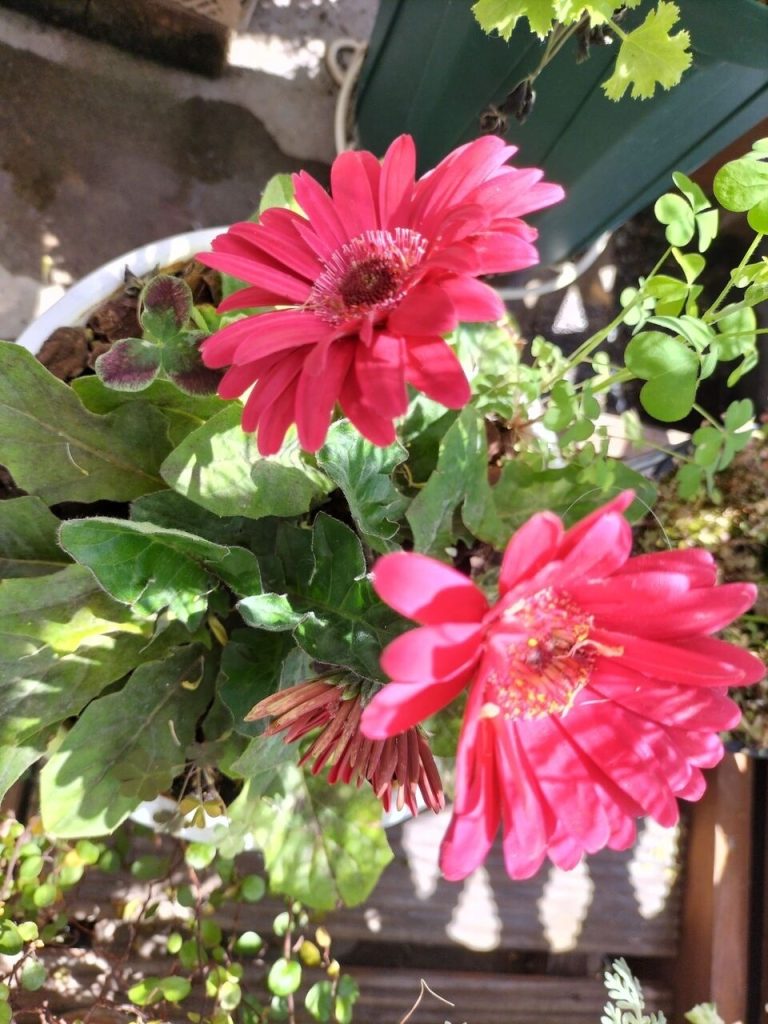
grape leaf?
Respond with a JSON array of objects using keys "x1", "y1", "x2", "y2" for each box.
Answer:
[
  {"x1": 603, "y1": 2, "x2": 691, "y2": 101},
  {"x1": 472, "y1": 0, "x2": 556, "y2": 39}
]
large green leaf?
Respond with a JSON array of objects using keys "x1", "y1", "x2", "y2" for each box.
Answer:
[
  {"x1": 245, "y1": 764, "x2": 392, "y2": 910},
  {"x1": 40, "y1": 646, "x2": 212, "y2": 837},
  {"x1": 624, "y1": 330, "x2": 699, "y2": 421},
  {"x1": 406, "y1": 407, "x2": 497, "y2": 557},
  {"x1": 59, "y1": 518, "x2": 263, "y2": 629},
  {"x1": 160, "y1": 405, "x2": 332, "y2": 519},
  {"x1": 72, "y1": 376, "x2": 226, "y2": 445},
  {"x1": 0, "y1": 625, "x2": 183, "y2": 745},
  {"x1": 316, "y1": 421, "x2": 408, "y2": 553},
  {"x1": 0, "y1": 564, "x2": 146, "y2": 653},
  {"x1": 238, "y1": 516, "x2": 404, "y2": 680},
  {"x1": 0, "y1": 731, "x2": 53, "y2": 805},
  {"x1": 0, "y1": 496, "x2": 70, "y2": 578},
  {"x1": 0, "y1": 342, "x2": 170, "y2": 503},
  {"x1": 217, "y1": 629, "x2": 296, "y2": 737}
]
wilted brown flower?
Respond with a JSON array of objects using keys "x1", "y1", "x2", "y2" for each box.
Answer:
[{"x1": 246, "y1": 677, "x2": 443, "y2": 815}]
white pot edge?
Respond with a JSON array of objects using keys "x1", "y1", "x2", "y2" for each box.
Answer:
[{"x1": 15, "y1": 226, "x2": 226, "y2": 355}]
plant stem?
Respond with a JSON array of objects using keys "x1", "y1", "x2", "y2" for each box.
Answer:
[
  {"x1": 705, "y1": 233, "x2": 765, "y2": 319},
  {"x1": 692, "y1": 403, "x2": 722, "y2": 429},
  {"x1": 546, "y1": 246, "x2": 673, "y2": 385}
]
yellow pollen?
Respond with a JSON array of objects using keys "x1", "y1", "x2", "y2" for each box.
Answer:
[{"x1": 483, "y1": 588, "x2": 616, "y2": 722}]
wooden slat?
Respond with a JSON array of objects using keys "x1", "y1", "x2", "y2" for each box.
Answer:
[
  {"x1": 349, "y1": 968, "x2": 673, "y2": 1024},
  {"x1": 68, "y1": 809, "x2": 683, "y2": 959},
  {"x1": 675, "y1": 754, "x2": 754, "y2": 1020}
]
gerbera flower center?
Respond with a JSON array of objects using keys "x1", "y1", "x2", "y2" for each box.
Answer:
[
  {"x1": 309, "y1": 228, "x2": 428, "y2": 325},
  {"x1": 483, "y1": 589, "x2": 599, "y2": 720}
]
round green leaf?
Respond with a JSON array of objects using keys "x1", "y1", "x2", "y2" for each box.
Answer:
[
  {"x1": 305, "y1": 981, "x2": 333, "y2": 1022},
  {"x1": 654, "y1": 193, "x2": 695, "y2": 246},
  {"x1": 185, "y1": 842, "x2": 217, "y2": 871},
  {"x1": 0, "y1": 1002, "x2": 11, "y2": 1024},
  {"x1": 240, "y1": 874, "x2": 266, "y2": 903},
  {"x1": 33, "y1": 883, "x2": 58, "y2": 908},
  {"x1": 747, "y1": 197, "x2": 768, "y2": 234},
  {"x1": 17, "y1": 921, "x2": 39, "y2": 942},
  {"x1": 625, "y1": 331, "x2": 699, "y2": 422},
  {"x1": 20, "y1": 959, "x2": 47, "y2": 992},
  {"x1": 234, "y1": 930, "x2": 263, "y2": 955},
  {"x1": 268, "y1": 958, "x2": 302, "y2": 997},
  {"x1": 714, "y1": 156, "x2": 768, "y2": 212},
  {"x1": 0, "y1": 924, "x2": 24, "y2": 955},
  {"x1": 218, "y1": 980, "x2": 242, "y2": 1011},
  {"x1": 158, "y1": 976, "x2": 192, "y2": 1003}
]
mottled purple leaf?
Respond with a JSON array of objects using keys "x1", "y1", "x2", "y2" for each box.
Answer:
[
  {"x1": 162, "y1": 336, "x2": 222, "y2": 396},
  {"x1": 95, "y1": 338, "x2": 161, "y2": 391},
  {"x1": 140, "y1": 275, "x2": 193, "y2": 343}
]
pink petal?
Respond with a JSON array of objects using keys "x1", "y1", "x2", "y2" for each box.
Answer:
[
  {"x1": 295, "y1": 339, "x2": 355, "y2": 451},
  {"x1": 339, "y1": 375, "x2": 398, "y2": 447},
  {"x1": 586, "y1": 583, "x2": 757, "y2": 639},
  {"x1": 373, "y1": 551, "x2": 489, "y2": 624},
  {"x1": 199, "y1": 250, "x2": 311, "y2": 303},
  {"x1": 217, "y1": 286, "x2": 293, "y2": 313},
  {"x1": 360, "y1": 668, "x2": 472, "y2": 740},
  {"x1": 566, "y1": 570, "x2": 693, "y2": 609},
  {"x1": 254, "y1": 383, "x2": 299, "y2": 456},
  {"x1": 379, "y1": 134, "x2": 417, "y2": 229},
  {"x1": 217, "y1": 362, "x2": 260, "y2": 400},
  {"x1": 439, "y1": 276, "x2": 505, "y2": 322},
  {"x1": 330, "y1": 149, "x2": 381, "y2": 237},
  {"x1": 439, "y1": 716, "x2": 502, "y2": 881},
  {"x1": 387, "y1": 282, "x2": 458, "y2": 336},
  {"x1": 593, "y1": 629, "x2": 756, "y2": 687},
  {"x1": 353, "y1": 332, "x2": 408, "y2": 419},
  {"x1": 615, "y1": 547, "x2": 717, "y2": 587},
  {"x1": 496, "y1": 723, "x2": 553, "y2": 879},
  {"x1": 228, "y1": 310, "x2": 334, "y2": 366},
  {"x1": 558, "y1": 490, "x2": 635, "y2": 556},
  {"x1": 469, "y1": 233, "x2": 541, "y2": 274},
  {"x1": 674, "y1": 635, "x2": 765, "y2": 685},
  {"x1": 292, "y1": 170, "x2": 349, "y2": 250},
  {"x1": 404, "y1": 336, "x2": 471, "y2": 407},
  {"x1": 381, "y1": 622, "x2": 484, "y2": 684},
  {"x1": 520, "y1": 717, "x2": 613, "y2": 851},
  {"x1": 232, "y1": 212, "x2": 322, "y2": 281},
  {"x1": 549, "y1": 512, "x2": 632, "y2": 585},
  {"x1": 499, "y1": 511, "x2": 563, "y2": 594},
  {"x1": 240, "y1": 349, "x2": 305, "y2": 433},
  {"x1": 590, "y1": 669, "x2": 742, "y2": 732}
]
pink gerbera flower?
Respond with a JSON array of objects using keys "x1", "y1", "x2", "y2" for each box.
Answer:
[
  {"x1": 360, "y1": 492, "x2": 764, "y2": 881},
  {"x1": 197, "y1": 135, "x2": 563, "y2": 454}
]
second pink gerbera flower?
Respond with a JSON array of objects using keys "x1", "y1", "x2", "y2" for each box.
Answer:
[
  {"x1": 197, "y1": 135, "x2": 563, "y2": 454},
  {"x1": 360, "y1": 492, "x2": 765, "y2": 881}
]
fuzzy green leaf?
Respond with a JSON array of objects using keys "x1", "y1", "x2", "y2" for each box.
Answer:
[
  {"x1": 160, "y1": 404, "x2": 332, "y2": 519},
  {"x1": 40, "y1": 646, "x2": 212, "y2": 836},
  {"x1": 602, "y1": 2, "x2": 691, "y2": 101},
  {"x1": 248, "y1": 764, "x2": 393, "y2": 910},
  {"x1": 59, "y1": 518, "x2": 262, "y2": 629},
  {"x1": 0, "y1": 624, "x2": 180, "y2": 745},
  {"x1": 316, "y1": 421, "x2": 408, "y2": 553},
  {"x1": 0, "y1": 342, "x2": 169, "y2": 503},
  {"x1": 0, "y1": 497, "x2": 69, "y2": 578}
]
